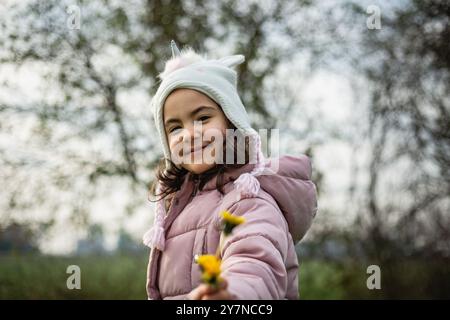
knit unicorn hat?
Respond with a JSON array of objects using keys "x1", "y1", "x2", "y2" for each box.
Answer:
[{"x1": 143, "y1": 40, "x2": 266, "y2": 250}]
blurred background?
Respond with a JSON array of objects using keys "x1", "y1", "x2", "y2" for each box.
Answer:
[{"x1": 0, "y1": 0, "x2": 449, "y2": 299}]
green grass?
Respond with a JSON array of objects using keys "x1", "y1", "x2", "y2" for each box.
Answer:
[
  {"x1": 299, "y1": 260, "x2": 347, "y2": 299},
  {"x1": 300, "y1": 258, "x2": 450, "y2": 299},
  {"x1": 0, "y1": 253, "x2": 148, "y2": 299},
  {"x1": 1, "y1": 254, "x2": 448, "y2": 299}
]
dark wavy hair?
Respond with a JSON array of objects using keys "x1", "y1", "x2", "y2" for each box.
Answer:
[{"x1": 148, "y1": 125, "x2": 250, "y2": 203}]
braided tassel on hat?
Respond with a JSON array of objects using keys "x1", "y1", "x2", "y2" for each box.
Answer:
[
  {"x1": 142, "y1": 183, "x2": 167, "y2": 251},
  {"x1": 233, "y1": 134, "x2": 266, "y2": 201}
]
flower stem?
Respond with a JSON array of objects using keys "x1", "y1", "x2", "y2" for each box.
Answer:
[{"x1": 215, "y1": 235, "x2": 226, "y2": 258}]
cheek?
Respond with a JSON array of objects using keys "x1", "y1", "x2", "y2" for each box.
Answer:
[
  {"x1": 168, "y1": 134, "x2": 182, "y2": 150},
  {"x1": 203, "y1": 118, "x2": 229, "y2": 137}
]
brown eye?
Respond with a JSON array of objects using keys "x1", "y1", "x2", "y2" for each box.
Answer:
[
  {"x1": 169, "y1": 126, "x2": 181, "y2": 134},
  {"x1": 199, "y1": 116, "x2": 210, "y2": 122}
]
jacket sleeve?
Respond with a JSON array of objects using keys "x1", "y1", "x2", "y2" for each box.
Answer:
[{"x1": 219, "y1": 196, "x2": 294, "y2": 300}]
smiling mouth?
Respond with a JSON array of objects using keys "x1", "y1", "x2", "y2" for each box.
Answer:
[{"x1": 189, "y1": 143, "x2": 210, "y2": 154}]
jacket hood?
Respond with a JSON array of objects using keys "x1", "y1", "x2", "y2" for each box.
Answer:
[
  {"x1": 188, "y1": 154, "x2": 318, "y2": 244},
  {"x1": 257, "y1": 155, "x2": 318, "y2": 244}
]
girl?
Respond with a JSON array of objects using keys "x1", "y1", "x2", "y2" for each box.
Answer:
[{"x1": 143, "y1": 41, "x2": 317, "y2": 300}]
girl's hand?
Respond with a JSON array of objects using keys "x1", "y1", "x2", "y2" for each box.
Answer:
[{"x1": 187, "y1": 278, "x2": 233, "y2": 300}]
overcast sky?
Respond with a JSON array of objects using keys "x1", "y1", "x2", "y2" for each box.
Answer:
[{"x1": 0, "y1": 0, "x2": 401, "y2": 255}]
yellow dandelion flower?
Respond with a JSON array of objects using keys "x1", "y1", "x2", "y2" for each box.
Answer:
[
  {"x1": 221, "y1": 210, "x2": 245, "y2": 235},
  {"x1": 195, "y1": 254, "x2": 222, "y2": 287}
]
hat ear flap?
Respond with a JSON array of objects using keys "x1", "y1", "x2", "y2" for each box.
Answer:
[{"x1": 218, "y1": 54, "x2": 245, "y2": 68}]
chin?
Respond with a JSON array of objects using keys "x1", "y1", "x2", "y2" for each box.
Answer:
[{"x1": 183, "y1": 163, "x2": 215, "y2": 175}]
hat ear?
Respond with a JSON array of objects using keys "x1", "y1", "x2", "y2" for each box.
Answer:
[{"x1": 218, "y1": 54, "x2": 245, "y2": 68}]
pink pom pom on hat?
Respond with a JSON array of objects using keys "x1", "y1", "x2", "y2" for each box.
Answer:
[{"x1": 143, "y1": 40, "x2": 266, "y2": 251}]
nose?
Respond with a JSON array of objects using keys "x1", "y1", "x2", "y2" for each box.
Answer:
[{"x1": 182, "y1": 123, "x2": 202, "y2": 149}]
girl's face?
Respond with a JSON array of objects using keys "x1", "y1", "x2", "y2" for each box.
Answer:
[{"x1": 163, "y1": 88, "x2": 230, "y2": 174}]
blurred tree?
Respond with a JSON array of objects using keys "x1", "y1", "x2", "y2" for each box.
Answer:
[
  {"x1": 75, "y1": 223, "x2": 105, "y2": 255},
  {"x1": 350, "y1": 0, "x2": 450, "y2": 258},
  {"x1": 117, "y1": 228, "x2": 144, "y2": 253},
  {"x1": 0, "y1": 0, "x2": 322, "y2": 246},
  {"x1": 0, "y1": 222, "x2": 39, "y2": 253}
]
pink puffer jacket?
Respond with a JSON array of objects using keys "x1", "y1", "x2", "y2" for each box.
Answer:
[{"x1": 146, "y1": 154, "x2": 318, "y2": 299}]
